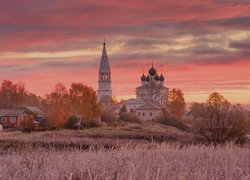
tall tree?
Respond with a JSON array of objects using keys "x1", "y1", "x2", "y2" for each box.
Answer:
[
  {"x1": 0, "y1": 80, "x2": 27, "y2": 108},
  {"x1": 69, "y1": 83, "x2": 101, "y2": 120},
  {"x1": 167, "y1": 88, "x2": 185, "y2": 118},
  {"x1": 24, "y1": 93, "x2": 43, "y2": 107},
  {"x1": 44, "y1": 83, "x2": 72, "y2": 128}
]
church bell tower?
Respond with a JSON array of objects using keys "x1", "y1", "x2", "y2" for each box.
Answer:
[{"x1": 97, "y1": 41, "x2": 112, "y2": 101}]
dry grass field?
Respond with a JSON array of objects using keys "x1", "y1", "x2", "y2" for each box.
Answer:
[
  {"x1": 0, "y1": 142, "x2": 250, "y2": 180},
  {"x1": 1, "y1": 122, "x2": 250, "y2": 180},
  {"x1": 0, "y1": 122, "x2": 194, "y2": 150}
]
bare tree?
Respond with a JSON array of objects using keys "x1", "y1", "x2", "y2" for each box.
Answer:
[
  {"x1": 191, "y1": 92, "x2": 246, "y2": 145},
  {"x1": 136, "y1": 82, "x2": 162, "y2": 103}
]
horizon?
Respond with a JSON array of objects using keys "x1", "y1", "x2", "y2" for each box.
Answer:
[{"x1": 0, "y1": 1, "x2": 250, "y2": 109}]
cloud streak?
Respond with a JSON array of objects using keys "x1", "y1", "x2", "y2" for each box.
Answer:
[{"x1": 0, "y1": 0, "x2": 249, "y2": 104}]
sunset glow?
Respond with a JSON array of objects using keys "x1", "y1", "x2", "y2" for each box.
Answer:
[{"x1": 0, "y1": 0, "x2": 250, "y2": 107}]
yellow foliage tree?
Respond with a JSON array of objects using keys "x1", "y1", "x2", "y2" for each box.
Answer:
[
  {"x1": 167, "y1": 88, "x2": 186, "y2": 119},
  {"x1": 69, "y1": 83, "x2": 101, "y2": 120},
  {"x1": 44, "y1": 83, "x2": 72, "y2": 128}
]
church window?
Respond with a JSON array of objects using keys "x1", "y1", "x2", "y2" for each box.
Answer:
[
  {"x1": 150, "y1": 112, "x2": 152, "y2": 116},
  {"x1": 142, "y1": 112, "x2": 145, "y2": 116}
]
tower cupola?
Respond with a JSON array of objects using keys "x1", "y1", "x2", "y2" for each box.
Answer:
[
  {"x1": 154, "y1": 73, "x2": 160, "y2": 81},
  {"x1": 159, "y1": 74, "x2": 165, "y2": 81},
  {"x1": 149, "y1": 66, "x2": 156, "y2": 76},
  {"x1": 141, "y1": 74, "x2": 146, "y2": 81}
]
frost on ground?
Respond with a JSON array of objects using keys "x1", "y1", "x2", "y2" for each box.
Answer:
[{"x1": 0, "y1": 143, "x2": 250, "y2": 180}]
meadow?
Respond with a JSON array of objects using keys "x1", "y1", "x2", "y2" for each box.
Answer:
[
  {"x1": 0, "y1": 142, "x2": 250, "y2": 180},
  {"x1": 0, "y1": 122, "x2": 250, "y2": 180}
]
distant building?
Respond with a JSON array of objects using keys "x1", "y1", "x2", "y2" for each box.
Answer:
[
  {"x1": 97, "y1": 41, "x2": 112, "y2": 102},
  {"x1": 123, "y1": 98, "x2": 145, "y2": 112},
  {"x1": 96, "y1": 42, "x2": 168, "y2": 121},
  {"x1": 136, "y1": 103, "x2": 163, "y2": 121},
  {"x1": 122, "y1": 64, "x2": 169, "y2": 121},
  {"x1": 136, "y1": 64, "x2": 168, "y2": 106},
  {"x1": 0, "y1": 109, "x2": 28, "y2": 129}
]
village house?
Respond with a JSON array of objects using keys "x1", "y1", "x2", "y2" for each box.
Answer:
[{"x1": 0, "y1": 109, "x2": 40, "y2": 130}]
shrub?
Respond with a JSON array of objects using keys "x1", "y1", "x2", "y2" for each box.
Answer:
[
  {"x1": 120, "y1": 112, "x2": 141, "y2": 124},
  {"x1": 64, "y1": 116, "x2": 103, "y2": 129},
  {"x1": 156, "y1": 112, "x2": 188, "y2": 131},
  {"x1": 119, "y1": 104, "x2": 127, "y2": 118},
  {"x1": 101, "y1": 104, "x2": 118, "y2": 125},
  {"x1": 64, "y1": 116, "x2": 78, "y2": 129},
  {"x1": 81, "y1": 118, "x2": 103, "y2": 128}
]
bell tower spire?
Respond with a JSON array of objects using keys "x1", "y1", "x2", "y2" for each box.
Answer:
[{"x1": 98, "y1": 40, "x2": 112, "y2": 101}]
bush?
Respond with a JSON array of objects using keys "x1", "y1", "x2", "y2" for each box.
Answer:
[
  {"x1": 81, "y1": 118, "x2": 103, "y2": 128},
  {"x1": 101, "y1": 105, "x2": 118, "y2": 125},
  {"x1": 156, "y1": 112, "x2": 188, "y2": 131},
  {"x1": 120, "y1": 112, "x2": 141, "y2": 124},
  {"x1": 64, "y1": 116, "x2": 103, "y2": 129},
  {"x1": 64, "y1": 116, "x2": 78, "y2": 129}
]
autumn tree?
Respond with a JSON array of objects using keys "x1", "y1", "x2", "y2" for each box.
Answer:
[
  {"x1": 190, "y1": 92, "x2": 247, "y2": 145},
  {"x1": 44, "y1": 83, "x2": 72, "y2": 128},
  {"x1": 167, "y1": 88, "x2": 185, "y2": 118},
  {"x1": 69, "y1": 83, "x2": 101, "y2": 120},
  {"x1": 24, "y1": 93, "x2": 43, "y2": 107},
  {"x1": 0, "y1": 80, "x2": 27, "y2": 108}
]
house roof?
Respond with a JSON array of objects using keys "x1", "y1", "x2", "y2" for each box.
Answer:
[
  {"x1": 124, "y1": 98, "x2": 144, "y2": 105},
  {"x1": 136, "y1": 103, "x2": 162, "y2": 110},
  {"x1": 0, "y1": 109, "x2": 25, "y2": 116},
  {"x1": 25, "y1": 106, "x2": 42, "y2": 114}
]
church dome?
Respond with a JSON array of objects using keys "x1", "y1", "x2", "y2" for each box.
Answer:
[
  {"x1": 146, "y1": 75, "x2": 150, "y2": 82},
  {"x1": 160, "y1": 74, "x2": 165, "y2": 81},
  {"x1": 141, "y1": 74, "x2": 146, "y2": 81},
  {"x1": 149, "y1": 66, "x2": 156, "y2": 76},
  {"x1": 154, "y1": 73, "x2": 160, "y2": 81}
]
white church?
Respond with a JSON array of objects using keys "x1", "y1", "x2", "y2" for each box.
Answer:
[{"x1": 97, "y1": 42, "x2": 168, "y2": 121}]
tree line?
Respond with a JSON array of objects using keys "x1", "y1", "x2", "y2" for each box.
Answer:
[
  {"x1": 0, "y1": 80, "x2": 101, "y2": 129},
  {"x1": 0, "y1": 80, "x2": 248, "y2": 145}
]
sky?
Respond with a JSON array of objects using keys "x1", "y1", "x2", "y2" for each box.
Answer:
[{"x1": 0, "y1": 0, "x2": 250, "y2": 108}]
